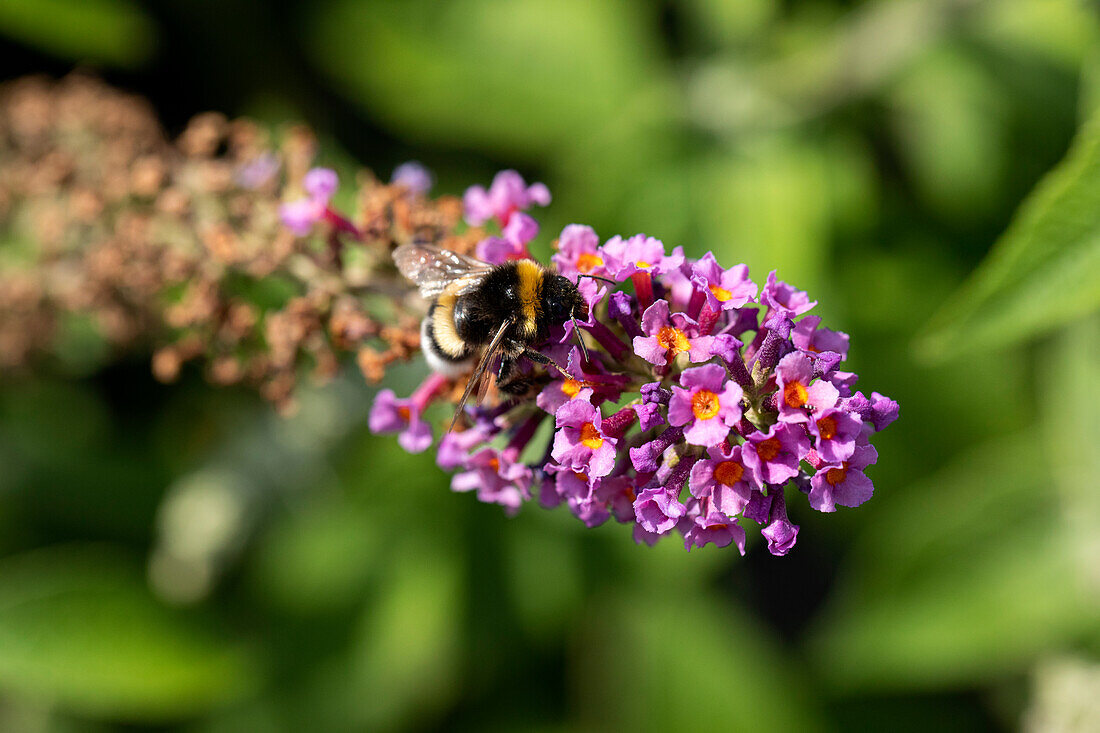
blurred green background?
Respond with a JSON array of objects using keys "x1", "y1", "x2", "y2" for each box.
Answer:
[{"x1": 3, "y1": 0, "x2": 1100, "y2": 730}]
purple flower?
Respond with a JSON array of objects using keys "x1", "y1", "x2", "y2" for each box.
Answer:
[
  {"x1": 391, "y1": 161, "x2": 433, "y2": 195},
  {"x1": 600, "y1": 235, "x2": 684, "y2": 281},
  {"x1": 826, "y1": 370, "x2": 859, "y2": 398},
  {"x1": 690, "y1": 252, "x2": 757, "y2": 311},
  {"x1": 775, "y1": 352, "x2": 839, "y2": 424},
  {"x1": 809, "y1": 407, "x2": 862, "y2": 464},
  {"x1": 870, "y1": 392, "x2": 900, "y2": 431},
  {"x1": 279, "y1": 166, "x2": 338, "y2": 236},
  {"x1": 792, "y1": 315, "x2": 849, "y2": 358},
  {"x1": 304, "y1": 168, "x2": 338, "y2": 198},
  {"x1": 552, "y1": 224, "x2": 607, "y2": 280},
  {"x1": 452, "y1": 447, "x2": 531, "y2": 514},
  {"x1": 742, "y1": 423, "x2": 809, "y2": 486},
  {"x1": 436, "y1": 426, "x2": 491, "y2": 470},
  {"x1": 368, "y1": 389, "x2": 432, "y2": 453},
  {"x1": 761, "y1": 490, "x2": 799, "y2": 556},
  {"x1": 633, "y1": 300, "x2": 715, "y2": 366},
  {"x1": 594, "y1": 476, "x2": 639, "y2": 523},
  {"x1": 667, "y1": 364, "x2": 743, "y2": 447},
  {"x1": 809, "y1": 443, "x2": 879, "y2": 512},
  {"x1": 761, "y1": 270, "x2": 816, "y2": 316},
  {"x1": 477, "y1": 212, "x2": 540, "y2": 264},
  {"x1": 683, "y1": 512, "x2": 746, "y2": 553},
  {"x1": 633, "y1": 486, "x2": 686, "y2": 534},
  {"x1": 551, "y1": 400, "x2": 618, "y2": 478},
  {"x1": 689, "y1": 444, "x2": 756, "y2": 516},
  {"x1": 464, "y1": 170, "x2": 550, "y2": 226}
]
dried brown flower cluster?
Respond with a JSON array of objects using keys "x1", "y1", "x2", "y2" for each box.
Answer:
[{"x1": 0, "y1": 74, "x2": 480, "y2": 410}]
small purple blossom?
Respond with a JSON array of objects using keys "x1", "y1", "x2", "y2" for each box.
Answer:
[
  {"x1": 775, "y1": 352, "x2": 839, "y2": 424},
  {"x1": 742, "y1": 423, "x2": 810, "y2": 486},
  {"x1": 667, "y1": 364, "x2": 743, "y2": 447},
  {"x1": 391, "y1": 161, "x2": 433, "y2": 195},
  {"x1": 600, "y1": 235, "x2": 684, "y2": 281},
  {"x1": 552, "y1": 224, "x2": 606, "y2": 280},
  {"x1": 464, "y1": 170, "x2": 550, "y2": 226},
  {"x1": 279, "y1": 167, "x2": 339, "y2": 236},
  {"x1": 761, "y1": 489, "x2": 799, "y2": 556},
  {"x1": 633, "y1": 300, "x2": 715, "y2": 366},
  {"x1": 761, "y1": 270, "x2": 816, "y2": 316},
  {"x1": 691, "y1": 252, "x2": 758, "y2": 311},
  {"x1": 551, "y1": 400, "x2": 617, "y2": 478},
  {"x1": 810, "y1": 407, "x2": 862, "y2": 464},
  {"x1": 451, "y1": 447, "x2": 530, "y2": 514},
  {"x1": 689, "y1": 444, "x2": 756, "y2": 517},
  {"x1": 633, "y1": 486, "x2": 686, "y2": 534},
  {"x1": 792, "y1": 315, "x2": 849, "y2": 358},
  {"x1": 683, "y1": 512, "x2": 746, "y2": 553},
  {"x1": 809, "y1": 443, "x2": 879, "y2": 512},
  {"x1": 368, "y1": 389, "x2": 432, "y2": 453}
]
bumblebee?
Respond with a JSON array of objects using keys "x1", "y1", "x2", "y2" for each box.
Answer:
[{"x1": 393, "y1": 244, "x2": 589, "y2": 427}]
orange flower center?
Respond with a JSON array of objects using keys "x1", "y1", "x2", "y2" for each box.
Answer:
[
  {"x1": 580, "y1": 422, "x2": 604, "y2": 450},
  {"x1": 397, "y1": 406, "x2": 411, "y2": 421},
  {"x1": 562, "y1": 378, "x2": 583, "y2": 398},
  {"x1": 657, "y1": 326, "x2": 691, "y2": 356},
  {"x1": 576, "y1": 252, "x2": 604, "y2": 274},
  {"x1": 756, "y1": 437, "x2": 782, "y2": 462},
  {"x1": 709, "y1": 284, "x2": 732, "y2": 302},
  {"x1": 572, "y1": 471, "x2": 589, "y2": 482},
  {"x1": 691, "y1": 389, "x2": 721, "y2": 420},
  {"x1": 825, "y1": 465, "x2": 848, "y2": 486},
  {"x1": 817, "y1": 415, "x2": 838, "y2": 440},
  {"x1": 488, "y1": 457, "x2": 500, "y2": 472},
  {"x1": 714, "y1": 460, "x2": 744, "y2": 486},
  {"x1": 783, "y1": 381, "x2": 809, "y2": 409}
]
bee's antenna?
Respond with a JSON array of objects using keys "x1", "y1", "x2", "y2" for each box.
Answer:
[
  {"x1": 571, "y1": 317, "x2": 591, "y2": 364},
  {"x1": 578, "y1": 273, "x2": 617, "y2": 285}
]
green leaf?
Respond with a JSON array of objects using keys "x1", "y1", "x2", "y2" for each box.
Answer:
[
  {"x1": 914, "y1": 107, "x2": 1100, "y2": 362},
  {"x1": 0, "y1": 545, "x2": 258, "y2": 721},
  {"x1": 0, "y1": 0, "x2": 155, "y2": 68}
]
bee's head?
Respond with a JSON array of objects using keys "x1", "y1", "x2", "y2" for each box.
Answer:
[{"x1": 543, "y1": 274, "x2": 588, "y2": 325}]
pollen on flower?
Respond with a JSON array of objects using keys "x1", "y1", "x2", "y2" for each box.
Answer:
[
  {"x1": 580, "y1": 422, "x2": 604, "y2": 449},
  {"x1": 636, "y1": 260, "x2": 651, "y2": 268},
  {"x1": 657, "y1": 326, "x2": 690, "y2": 355},
  {"x1": 488, "y1": 457, "x2": 501, "y2": 472},
  {"x1": 577, "y1": 253, "x2": 604, "y2": 273},
  {"x1": 691, "y1": 389, "x2": 721, "y2": 420},
  {"x1": 757, "y1": 437, "x2": 782, "y2": 461},
  {"x1": 397, "y1": 406, "x2": 412, "y2": 422},
  {"x1": 562, "y1": 379, "x2": 583, "y2": 398},
  {"x1": 713, "y1": 460, "x2": 744, "y2": 486},
  {"x1": 817, "y1": 415, "x2": 837, "y2": 440},
  {"x1": 709, "y1": 284, "x2": 733, "y2": 302},
  {"x1": 783, "y1": 381, "x2": 809, "y2": 409},
  {"x1": 825, "y1": 465, "x2": 848, "y2": 486}
]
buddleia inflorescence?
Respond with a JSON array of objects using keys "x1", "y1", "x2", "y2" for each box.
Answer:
[{"x1": 364, "y1": 170, "x2": 899, "y2": 556}]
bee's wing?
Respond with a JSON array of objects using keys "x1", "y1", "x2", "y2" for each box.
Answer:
[
  {"x1": 393, "y1": 244, "x2": 493, "y2": 299},
  {"x1": 448, "y1": 317, "x2": 513, "y2": 433}
]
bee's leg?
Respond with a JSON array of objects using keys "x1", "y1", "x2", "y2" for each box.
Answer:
[
  {"x1": 497, "y1": 355, "x2": 516, "y2": 382},
  {"x1": 522, "y1": 349, "x2": 568, "y2": 378}
]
